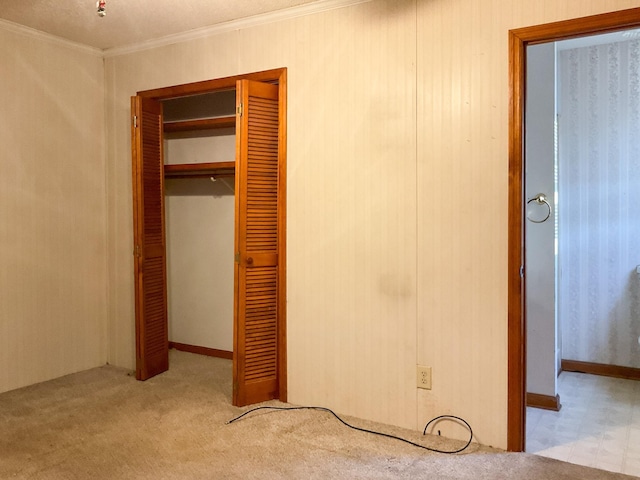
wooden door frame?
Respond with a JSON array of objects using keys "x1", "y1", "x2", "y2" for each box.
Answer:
[
  {"x1": 136, "y1": 67, "x2": 288, "y2": 402},
  {"x1": 507, "y1": 8, "x2": 640, "y2": 452}
]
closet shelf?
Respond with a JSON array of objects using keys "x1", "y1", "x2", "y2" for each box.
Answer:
[
  {"x1": 164, "y1": 162, "x2": 235, "y2": 179},
  {"x1": 163, "y1": 116, "x2": 235, "y2": 133}
]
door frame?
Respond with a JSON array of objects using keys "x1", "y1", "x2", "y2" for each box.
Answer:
[
  {"x1": 507, "y1": 8, "x2": 640, "y2": 452},
  {"x1": 135, "y1": 67, "x2": 288, "y2": 402}
]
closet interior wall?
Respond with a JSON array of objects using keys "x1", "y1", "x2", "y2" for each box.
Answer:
[{"x1": 163, "y1": 91, "x2": 236, "y2": 354}]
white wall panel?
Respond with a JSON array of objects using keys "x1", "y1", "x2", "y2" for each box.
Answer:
[
  {"x1": 237, "y1": 1, "x2": 419, "y2": 430},
  {"x1": 105, "y1": 0, "x2": 640, "y2": 449},
  {"x1": 0, "y1": 27, "x2": 107, "y2": 393},
  {"x1": 165, "y1": 180, "x2": 235, "y2": 352},
  {"x1": 106, "y1": 0, "x2": 418, "y2": 432},
  {"x1": 416, "y1": 0, "x2": 640, "y2": 448}
]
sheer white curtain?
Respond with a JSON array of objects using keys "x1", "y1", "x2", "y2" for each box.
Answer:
[{"x1": 558, "y1": 39, "x2": 640, "y2": 368}]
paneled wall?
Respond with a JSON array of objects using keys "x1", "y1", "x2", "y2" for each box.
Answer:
[
  {"x1": 415, "y1": 0, "x2": 640, "y2": 446},
  {"x1": 0, "y1": 25, "x2": 107, "y2": 393},
  {"x1": 105, "y1": 0, "x2": 640, "y2": 449}
]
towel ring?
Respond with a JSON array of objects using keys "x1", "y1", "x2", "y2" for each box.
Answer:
[{"x1": 526, "y1": 193, "x2": 551, "y2": 223}]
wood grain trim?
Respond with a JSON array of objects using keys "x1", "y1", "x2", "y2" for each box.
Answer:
[
  {"x1": 277, "y1": 69, "x2": 288, "y2": 403},
  {"x1": 507, "y1": 7, "x2": 640, "y2": 453},
  {"x1": 164, "y1": 116, "x2": 236, "y2": 133},
  {"x1": 169, "y1": 342, "x2": 233, "y2": 360},
  {"x1": 526, "y1": 393, "x2": 561, "y2": 411},
  {"x1": 137, "y1": 68, "x2": 286, "y2": 99},
  {"x1": 131, "y1": 96, "x2": 144, "y2": 379},
  {"x1": 507, "y1": 27, "x2": 526, "y2": 453},
  {"x1": 510, "y1": 7, "x2": 640, "y2": 45},
  {"x1": 562, "y1": 360, "x2": 640, "y2": 381},
  {"x1": 164, "y1": 162, "x2": 235, "y2": 178}
]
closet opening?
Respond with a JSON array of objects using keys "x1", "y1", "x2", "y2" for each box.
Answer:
[
  {"x1": 163, "y1": 90, "x2": 237, "y2": 362},
  {"x1": 131, "y1": 68, "x2": 287, "y2": 407}
]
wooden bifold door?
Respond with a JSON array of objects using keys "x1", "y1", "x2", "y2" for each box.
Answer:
[{"x1": 131, "y1": 69, "x2": 287, "y2": 406}]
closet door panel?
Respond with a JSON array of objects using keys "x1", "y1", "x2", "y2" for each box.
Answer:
[
  {"x1": 234, "y1": 80, "x2": 280, "y2": 406},
  {"x1": 131, "y1": 96, "x2": 169, "y2": 381}
]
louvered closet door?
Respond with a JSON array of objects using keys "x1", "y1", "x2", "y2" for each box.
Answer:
[
  {"x1": 131, "y1": 96, "x2": 168, "y2": 381},
  {"x1": 233, "y1": 80, "x2": 281, "y2": 406}
]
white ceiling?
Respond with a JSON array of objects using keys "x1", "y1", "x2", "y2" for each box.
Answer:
[{"x1": 0, "y1": 0, "x2": 324, "y2": 50}]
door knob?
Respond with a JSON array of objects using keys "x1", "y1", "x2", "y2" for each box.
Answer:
[{"x1": 246, "y1": 257, "x2": 254, "y2": 265}]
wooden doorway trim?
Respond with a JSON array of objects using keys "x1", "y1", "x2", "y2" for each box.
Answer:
[
  {"x1": 137, "y1": 68, "x2": 287, "y2": 100},
  {"x1": 508, "y1": 8, "x2": 640, "y2": 452},
  {"x1": 133, "y1": 67, "x2": 288, "y2": 403}
]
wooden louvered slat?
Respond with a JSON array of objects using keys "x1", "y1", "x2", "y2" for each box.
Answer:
[
  {"x1": 143, "y1": 257, "x2": 166, "y2": 356},
  {"x1": 132, "y1": 96, "x2": 168, "y2": 381},
  {"x1": 244, "y1": 264, "x2": 277, "y2": 385},
  {"x1": 234, "y1": 80, "x2": 281, "y2": 406}
]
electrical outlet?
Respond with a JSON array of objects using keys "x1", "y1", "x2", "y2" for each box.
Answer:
[{"x1": 417, "y1": 365, "x2": 432, "y2": 390}]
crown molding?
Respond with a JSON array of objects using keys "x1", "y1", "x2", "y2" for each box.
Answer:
[
  {"x1": 0, "y1": 18, "x2": 103, "y2": 57},
  {"x1": 103, "y1": 0, "x2": 372, "y2": 58}
]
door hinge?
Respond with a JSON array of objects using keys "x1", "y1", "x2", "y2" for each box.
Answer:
[
  {"x1": 237, "y1": 103, "x2": 243, "y2": 117},
  {"x1": 520, "y1": 265, "x2": 524, "y2": 278},
  {"x1": 134, "y1": 245, "x2": 141, "y2": 257},
  {"x1": 234, "y1": 252, "x2": 240, "y2": 263},
  {"x1": 133, "y1": 115, "x2": 138, "y2": 128}
]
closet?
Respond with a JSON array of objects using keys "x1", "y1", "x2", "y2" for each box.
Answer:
[
  {"x1": 131, "y1": 68, "x2": 287, "y2": 406},
  {"x1": 163, "y1": 90, "x2": 236, "y2": 360}
]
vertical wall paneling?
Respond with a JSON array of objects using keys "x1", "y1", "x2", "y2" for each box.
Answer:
[
  {"x1": 239, "y1": 1, "x2": 419, "y2": 428},
  {"x1": 417, "y1": 0, "x2": 510, "y2": 444},
  {"x1": 105, "y1": 0, "x2": 640, "y2": 449},
  {"x1": 0, "y1": 26, "x2": 107, "y2": 393}
]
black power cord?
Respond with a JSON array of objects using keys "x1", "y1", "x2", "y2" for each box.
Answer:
[{"x1": 226, "y1": 406, "x2": 473, "y2": 454}]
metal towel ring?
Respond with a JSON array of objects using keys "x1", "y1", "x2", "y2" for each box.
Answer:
[{"x1": 526, "y1": 193, "x2": 552, "y2": 223}]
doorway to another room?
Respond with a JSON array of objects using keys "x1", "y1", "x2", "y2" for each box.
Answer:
[
  {"x1": 525, "y1": 31, "x2": 640, "y2": 474},
  {"x1": 508, "y1": 8, "x2": 640, "y2": 469}
]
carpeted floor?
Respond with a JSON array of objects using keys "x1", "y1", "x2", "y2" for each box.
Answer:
[{"x1": 0, "y1": 350, "x2": 637, "y2": 479}]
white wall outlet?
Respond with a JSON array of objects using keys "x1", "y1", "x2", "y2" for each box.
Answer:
[{"x1": 417, "y1": 365, "x2": 432, "y2": 390}]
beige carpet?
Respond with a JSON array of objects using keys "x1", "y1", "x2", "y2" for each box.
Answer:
[{"x1": 0, "y1": 350, "x2": 636, "y2": 479}]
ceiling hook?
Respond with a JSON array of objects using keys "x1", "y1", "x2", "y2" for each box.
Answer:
[{"x1": 97, "y1": 1, "x2": 106, "y2": 17}]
